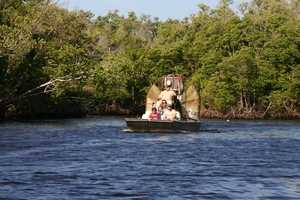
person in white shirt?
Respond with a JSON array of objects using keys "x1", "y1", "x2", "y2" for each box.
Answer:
[
  {"x1": 157, "y1": 85, "x2": 176, "y2": 108},
  {"x1": 162, "y1": 104, "x2": 176, "y2": 120}
]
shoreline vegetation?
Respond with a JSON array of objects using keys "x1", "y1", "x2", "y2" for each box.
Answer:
[
  {"x1": 1, "y1": 0, "x2": 300, "y2": 120},
  {"x1": 2, "y1": 105, "x2": 299, "y2": 121}
]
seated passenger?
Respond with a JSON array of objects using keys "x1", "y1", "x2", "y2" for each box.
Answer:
[
  {"x1": 161, "y1": 100, "x2": 168, "y2": 112},
  {"x1": 162, "y1": 104, "x2": 177, "y2": 120},
  {"x1": 157, "y1": 106, "x2": 163, "y2": 119},
  {"x1": 148, "y1": 107, "x2": 159, "y2": 119}
]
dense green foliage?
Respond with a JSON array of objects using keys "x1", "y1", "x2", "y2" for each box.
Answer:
[{"x1": 1, "y1": 0, "x2": 300, "y2": 119}]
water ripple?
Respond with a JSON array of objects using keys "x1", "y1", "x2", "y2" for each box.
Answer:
[{"x1": 1, "y1": 118, "x2": 300, "y2": 199}]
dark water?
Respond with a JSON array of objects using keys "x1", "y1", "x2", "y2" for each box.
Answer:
[{"x1": 1, "y1": 117, "x2": 300, "y2": 200}]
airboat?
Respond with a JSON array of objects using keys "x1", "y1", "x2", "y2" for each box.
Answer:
[{"x1": 124, "y1": 74, "x2": 201, "y2": 133}]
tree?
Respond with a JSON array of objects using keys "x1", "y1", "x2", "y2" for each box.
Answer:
[{"x1": 0, "y1": 0, "x2": 95, "y2": 118}]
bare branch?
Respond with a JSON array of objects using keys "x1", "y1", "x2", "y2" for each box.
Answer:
[{"x1": 0, "y1": 75, "x2": 87, "y2": 112}]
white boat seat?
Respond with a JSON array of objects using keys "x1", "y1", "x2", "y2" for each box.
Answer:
[{"x1": 142, "y1": 111, "x2": 152, "y2": 119}]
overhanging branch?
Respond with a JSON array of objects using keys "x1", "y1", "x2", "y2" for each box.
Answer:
[{"x1": 0, "y1": 75, "x2": 86, "y2": 112}]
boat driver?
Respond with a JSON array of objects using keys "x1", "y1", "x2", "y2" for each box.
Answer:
[{"x1": 157, "y1": 85, "x2": 176, "y2": 108}]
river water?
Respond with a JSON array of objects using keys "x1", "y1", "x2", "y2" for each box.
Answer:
[{"x1": 0, "y1": 116, "x2": 300, "y2": 200}]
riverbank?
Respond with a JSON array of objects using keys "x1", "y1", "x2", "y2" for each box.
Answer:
[{"x1": 1, "y1": 105, "x2": 300, "y2": 121}]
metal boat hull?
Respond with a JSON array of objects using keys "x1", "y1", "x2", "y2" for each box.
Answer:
[{"x1": 125, "y1": 118, "x2": 201, "y2": 133}]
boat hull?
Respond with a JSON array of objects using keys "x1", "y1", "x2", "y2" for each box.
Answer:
[{"x1": 124, "y1": 118, "x2": 201, "y2": 133}]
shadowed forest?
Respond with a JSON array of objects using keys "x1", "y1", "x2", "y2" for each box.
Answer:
[{"x1": 1, "y1": 0, "x2": 300, "y2": 120}]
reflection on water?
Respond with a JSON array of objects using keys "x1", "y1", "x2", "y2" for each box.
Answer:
[{"x1": 1, "y1": 117, "x2": 300, "y2": 199}]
